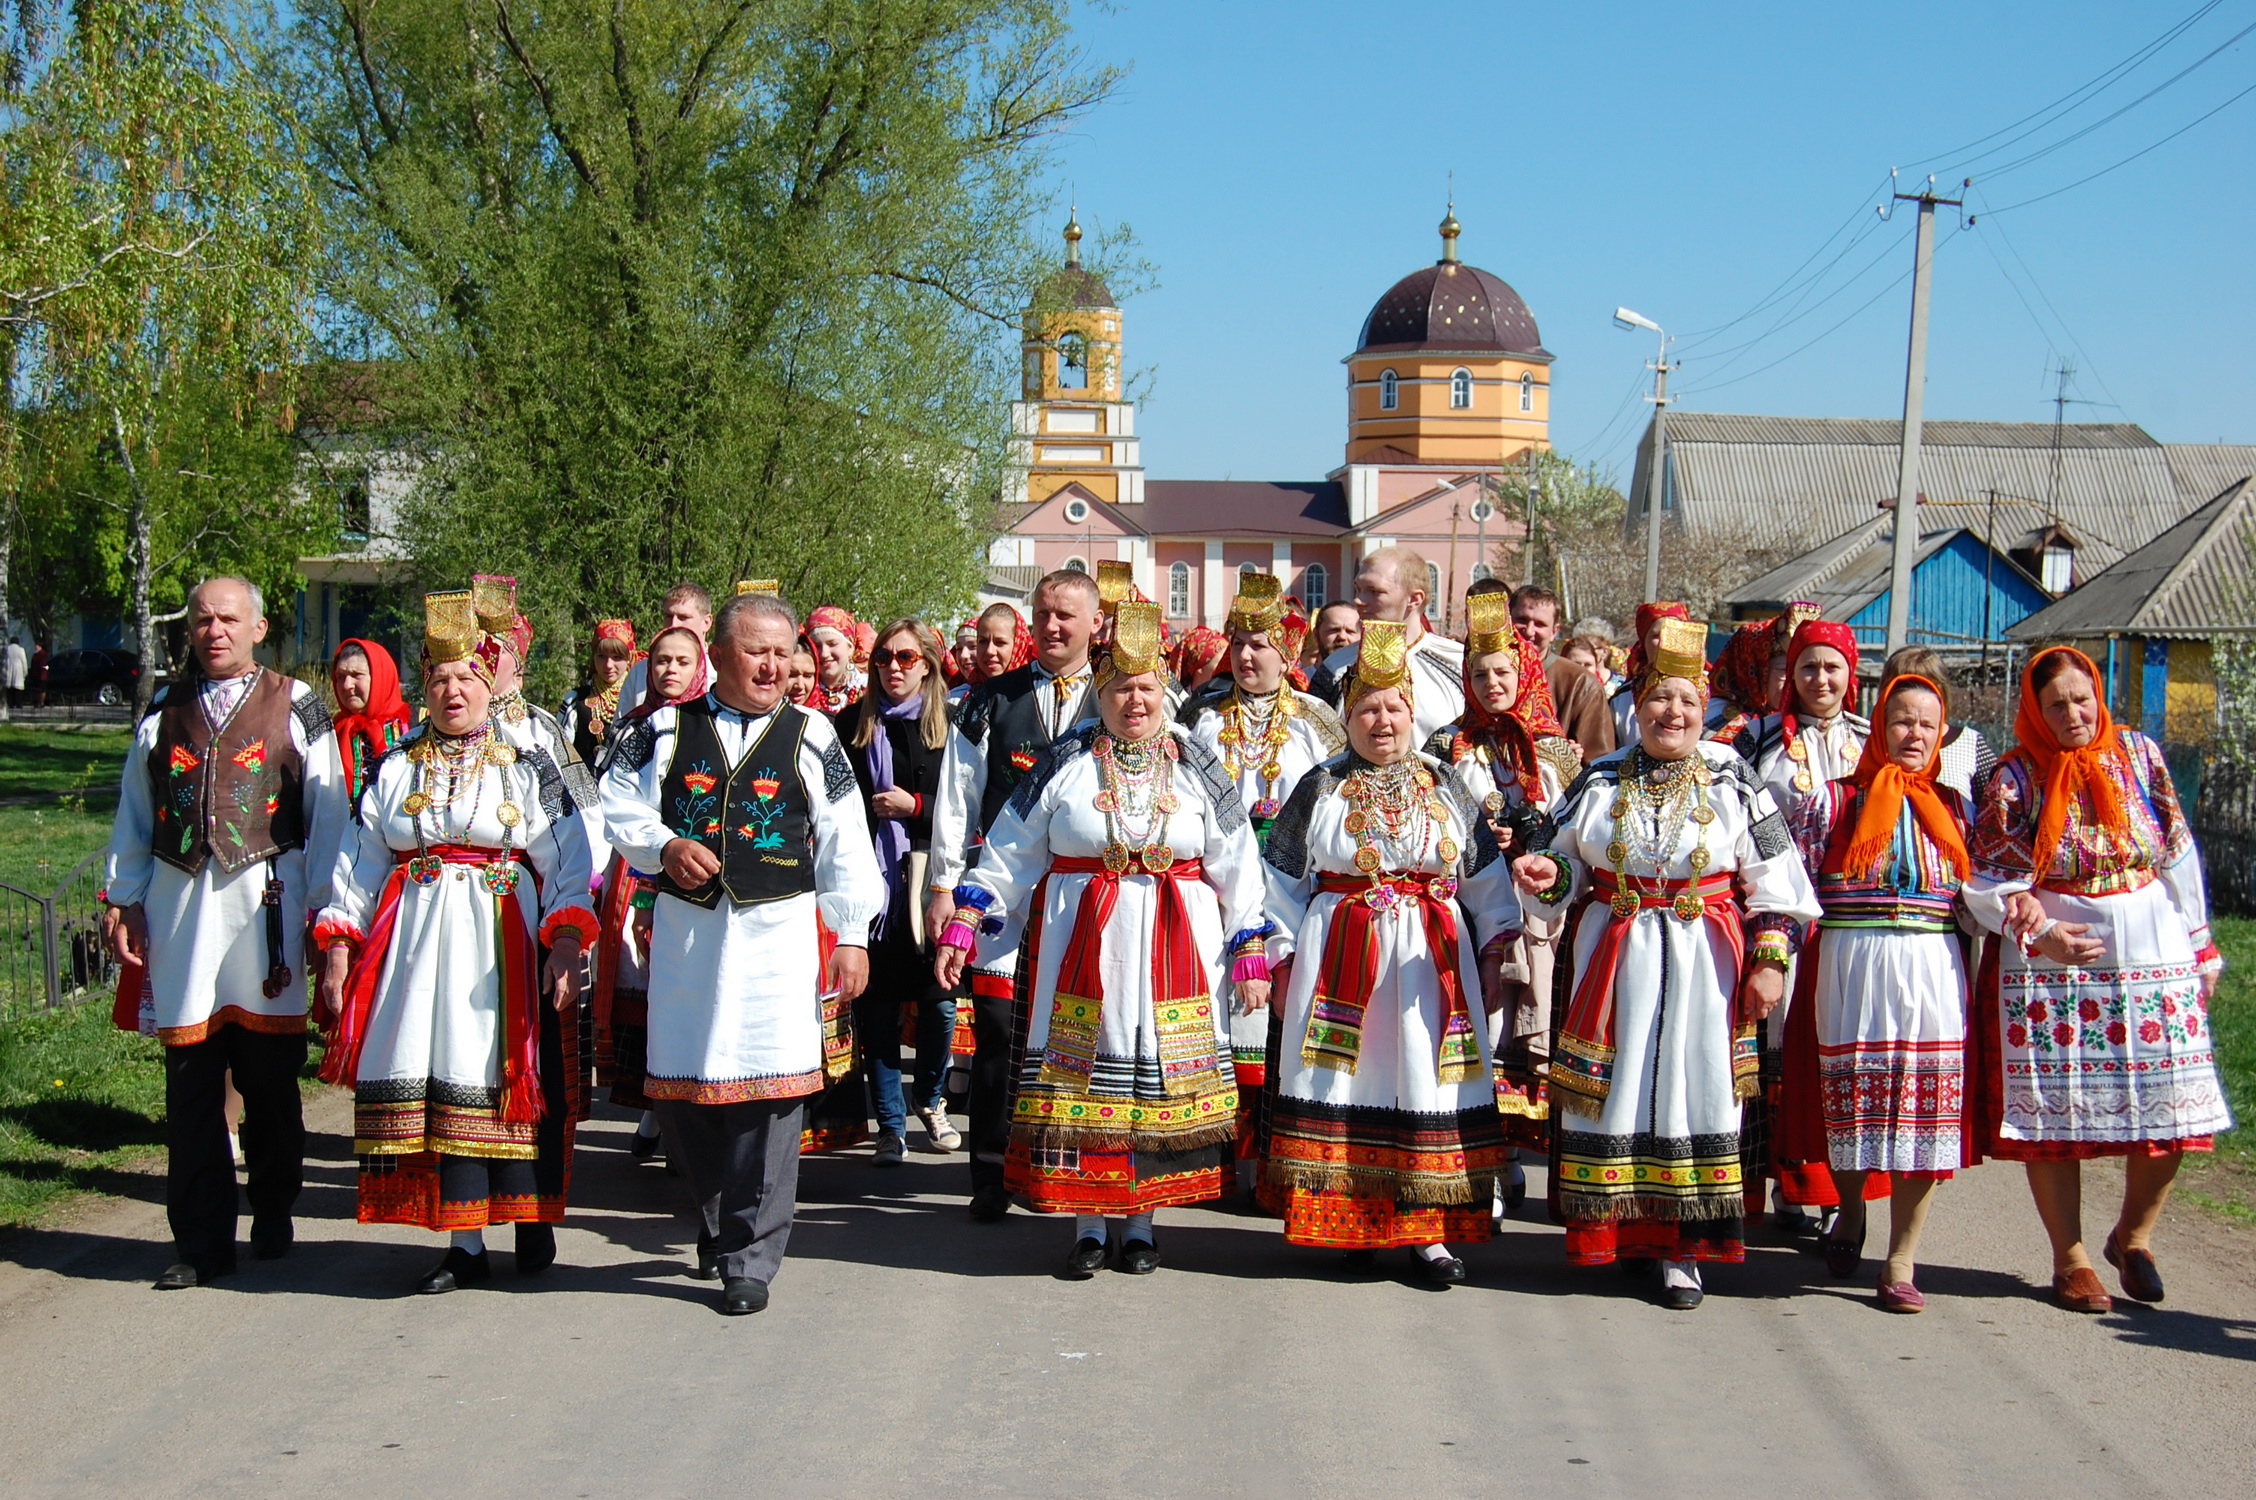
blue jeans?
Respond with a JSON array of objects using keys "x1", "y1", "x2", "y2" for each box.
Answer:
[{"x1": 857, "y1": 990, "x2": 956, "y2": 1137}]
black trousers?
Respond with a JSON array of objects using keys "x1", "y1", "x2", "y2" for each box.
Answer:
[
  {"x1": 164, "y1": 1025, "x2": 306, "y2": 1271},
  {"x1": 654, "y1": 1096, "x2": 804, "y2": 1285},
  {"x1": 966, "y1": 981, "x2": 1017, "y2": 1194}
]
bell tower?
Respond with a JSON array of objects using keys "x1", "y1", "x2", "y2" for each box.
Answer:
[{"x1": 1007, "y1": 210, "x2": 1144, "y2": 507}]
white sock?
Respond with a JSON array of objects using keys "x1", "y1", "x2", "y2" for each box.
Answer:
[
  {"x1": 450, "y1": 1228, "x2": 486, "y2": 1256},
  {"x1": 1074, "y1": 1214, "x2": 1106, "y2": 1244},
  {"x1": 635, "y1": 1110, "x2": 660, "y2": 1139},
  {"x1": 1123, "y1": 1212, "x2": 1154, "y2": 1247},
  {"x1": 1417, "y1": 1242, "x2": 1453, "y2": 1263}
]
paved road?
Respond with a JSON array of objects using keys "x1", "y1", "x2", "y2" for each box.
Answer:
[{"x1": 2, "y1": 1091, "x2": 2251, "y2": 1497}]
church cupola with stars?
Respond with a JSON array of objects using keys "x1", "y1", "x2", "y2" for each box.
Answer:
[{"x1": 1007, "y1": 209, "x2": 1145, "y2": 508}]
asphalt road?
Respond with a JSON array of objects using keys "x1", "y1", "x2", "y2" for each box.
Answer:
[{"x1": 2, "y1": 1092, "x2": 2251, "y2": 1497}]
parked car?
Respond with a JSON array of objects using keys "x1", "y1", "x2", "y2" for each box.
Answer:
[{"x1": 43, "y1": 648, "x2": 149, "y2": 707}]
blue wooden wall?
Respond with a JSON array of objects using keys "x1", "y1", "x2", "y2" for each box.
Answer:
[{"x1": 1847, "y1": 532, "x2": 2050, "y2": 649}]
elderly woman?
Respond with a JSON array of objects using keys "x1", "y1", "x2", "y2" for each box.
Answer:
[
  {"x1": 1966, "y1": 646, "x2": 2231, "y2": 1314},
  {"x1": 936, "y1": 601, "x2": 1270, "y2": 1278},
  {"x1": 1431, "y1": 592, "x2": 1580, "y2": 1210},
  {"x1": 1515, "y1": 619, "x2": 1820, "y2": 1310},
  {"x1": 1607, "y1": 602, "x2": 1690, "y2": 750},
  {"x1": 1260, "y1": 620, "x2": 1517, "y2": 1285},
  {"x1": 1788, "y1": 674, "x2": 1974, "y2": 1312},
  {"x1": 331, "y1": 638, "x2": 410, "y2": 806},
  {"x1": 316, "y1": 590, "x2": 598, "y2": 1294},
  {"x1": 561, "y1": 619, "x2": 639, "y2": 768}
]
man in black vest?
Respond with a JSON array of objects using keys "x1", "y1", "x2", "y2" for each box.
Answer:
[{"x1": 927, "y1": 569, "x2": 1100, "y2": 1221}]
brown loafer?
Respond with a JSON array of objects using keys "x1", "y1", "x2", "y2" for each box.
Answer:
[
  {"x1": 1877, "y1": 1279, "x2": 1925, "y2": 1313},
  {"x1": 2103, "y1": 1231, "x2": 2164, "y2": 1304},
  {"x1": 2052, "y1": 1266, "x2": 2113, "y2": 1314}
]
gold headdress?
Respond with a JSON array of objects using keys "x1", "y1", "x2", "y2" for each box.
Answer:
[
  {"x1": 470, "y1": 574, "x2": 518, "y2": 635},
  {"x1": 735, "y1": 579, "x2": 779, "y2": 597},
  {"x1": 1346, "y1": 618, "x2": 1411, "y2": 708},
  {"x1": 422, "y1": 589, "x2": 479, "y2": 666},
  {"x1": 1099, "y1": 598, "x2": 1164, "y2": 681},
  {"x1": 1225, "y1": 572, "x2": 1285, "y2": 636},
  {"x1": 1636, "y1": 616, "x2": 1711, "y2": 703},
  {"x1": 1465, "y1": 589, "x2": 1515, "y2": 658},
  {"x1": 1095, "y1": 560, "x2": 1135, "y2": 617}
]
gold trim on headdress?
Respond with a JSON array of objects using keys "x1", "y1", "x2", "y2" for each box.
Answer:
[
  {"x1": 1095, "y1": 560, "x2": 1135, "y2": 616},
  {"x1": 1781, "y1": 600, "x2": 1819, "y2": 639},
  {"x1": 423, "y1": 590, "x2": 478, "y2": 666},
  {"x1": 1637, "y1": 616, "x2": 1710, "y2": 702},
  {"x1": 1225, "y1": 572, "x2": 1286, "y2": 636},
  {"x1": 1465, "y1": 590, "x2": 1515, "y2": 658},
  {"x1": 470, "y1": 574, "x2": 518, "y2": 634},
  {"x1": 1346, "y1": 618, "x2": 1411, "y2": 707},
  {"x1": 735, "y1": 579, "x2": 779, "y2": 596},
  {"x1": 1101, "y1": 599, "x2": 1164, "y2": 679}
]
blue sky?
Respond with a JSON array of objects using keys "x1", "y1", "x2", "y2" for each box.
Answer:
[{"x1": 1038, "y1": 0, "x2": 2256, "y2": 486}]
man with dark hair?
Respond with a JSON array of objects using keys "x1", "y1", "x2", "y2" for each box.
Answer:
[
  {"x1": 1511, "y1": 583, "x2": 1615, "y2": 762},
  {"x1": 926, "y1": 568, "x2": 1101, "y2": 1221},
  {"x1": 1309, "y1": 600, "x2": 1360, "y2": 664}
]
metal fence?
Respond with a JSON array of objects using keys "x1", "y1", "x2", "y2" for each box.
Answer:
[
  {"x1": 2191, "y1": 753, "x2": 2255, "y2": 918},
  {"x1": 0, "y1": 850, "x2": 117, "y2": 1020}
]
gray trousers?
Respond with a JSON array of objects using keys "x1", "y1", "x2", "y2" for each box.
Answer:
[{"x1": 654, "y1": 1096, "x2": 805, "y2": 1286}]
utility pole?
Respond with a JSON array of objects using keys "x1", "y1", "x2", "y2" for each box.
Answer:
[
  {"x1": 1640, "y1": 355, "x2": 1673, "y2": 602},
  {"x1": 1883, "y1": 176, "x2": 1964, "y2": 656},
  {"x1": 1523, "y1": 446, "x2": 1540, "y2": 587}
]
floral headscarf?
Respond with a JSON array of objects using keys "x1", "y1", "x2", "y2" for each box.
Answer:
[{"x1": 1454, "y1": 622, "x2": 1564, "y2": 788}]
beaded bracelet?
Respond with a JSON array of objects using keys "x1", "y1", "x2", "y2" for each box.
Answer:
[{"x1": 1749, "y1": 931, "x2": 1792, "y2": 968}]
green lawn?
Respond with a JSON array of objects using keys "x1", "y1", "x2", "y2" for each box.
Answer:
[
  {"x1": 0, "y1": 994, "x2": 166, "y2": 1228},
  {"x1": 0, "y1": 724, "x2": 127, "y2": 892},
  {"x1": 2205, "y1": 915, "x2": 2253, "y2": 1159}
]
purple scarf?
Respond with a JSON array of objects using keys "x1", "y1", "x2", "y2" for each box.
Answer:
[{"x1": 868, "y1": 690, "x2": 924, "y2": 937}]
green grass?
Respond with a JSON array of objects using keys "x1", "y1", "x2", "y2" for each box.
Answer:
[
  {"x1": 2206, "y1": 915, "x2": 2254, "y2": 1161},
  {"x1": 0, "y1": 995, "x2": 165, "y2": 1228},
  {"x1": 0, "y1": 725, "x2": 127, "y2": 892}
]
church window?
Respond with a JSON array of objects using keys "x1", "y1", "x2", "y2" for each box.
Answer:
[
  {"x1": 1301, "y1": 563, "x2": 1327, "y2": 608},
  {"x1": 1062, "y1": 555, "x2": 1088, "y2": 575},
  {"x1": 1059, "y1": 334, "x2": 1088, "y2": 390},
  {"x1": 1471, "y1": 562, "x2": 1494, "y2": 583},
  {"x1": 1425, "y1": 562, "x2": 1443, "y2": 622},
  {"x1": 1063, "y1": 497, "x2": 1090, "y2": 523},
  {"x1": 1450, "y1": 368, "x2": 1473, "y2": 409},
  {"x1": 1167, "y1": 561, "x2": 1191, "y2": 616},
  {"x1": 1519, "y1": 372, "x2": 1534, "y2": 412},
  {"x1": 1379, "y1": 369, "x2": 1398, "y2": 410}
]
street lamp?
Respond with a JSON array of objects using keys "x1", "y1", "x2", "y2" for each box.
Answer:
[{"x1": 1615, "y1": 307, "x2": 1673, "y2": 602}]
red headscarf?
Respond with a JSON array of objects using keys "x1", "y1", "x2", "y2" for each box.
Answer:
[
  {"x1": 1828, "y1": 674, "x2": 1969, "y2": 880},
  {"x1": 852, "y1": 619, "x2": 875, "y2": 668},
  {"x1": 1454, "y1": 622, "x2": 1564, "y2": 788},
  {"x1": 332, "y1": 639, "x2": 409, "y2": 795},
  {"x1": 804, "y1": 605, "x2": 856, "y2": 642},
  {"x1": 1709, "y1": 616, "x2": 1784, "y2": 718},
  {"x1": 1782, "y1": 619, "x2": 1860, "y2": 737},
  {"x1": 2013, "y1": 645, "x2": 2129, "y2": 878},
  {"x1": 1177, "y1": 625, "x2": 1228, "y2": 690},
  {"x1": 627, "y1": 626, "x2": 710, "y2": 719},
  {"x1": 1624, "y1": 601, "x2": 1691, "y2": 682}
]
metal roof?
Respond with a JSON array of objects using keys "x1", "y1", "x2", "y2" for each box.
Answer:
[
  {"x1": 1629, "y1": 414, "x2": 2218, "y2": 573},
  {"x1": 997, "y1": 480, "x2": 1350, "y2": 540},
  {"x1": 1356, "y1": 261, "x2": 1550, "y2": 359},
  {"x1": 1725, "y1": 519, "x2": 2045, "y2": 626},
  {"x1": 2161, "y1": 443, "x2": 2256, "y2": 508},
  {"x1": 2007, "y1": 477, "x2": 2256, "y2": 641}
]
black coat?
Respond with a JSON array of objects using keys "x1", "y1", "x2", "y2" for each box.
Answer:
[{"x1": 831, "y1": 702, "x2": 946, "y2": 853}]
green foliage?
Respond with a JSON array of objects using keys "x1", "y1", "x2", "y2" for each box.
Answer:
[
  {"x1": 0, "y1": 997, "x2": 166, "y2": 1228},
  {"x1": 285, "y1": 0, "x2": 1118, "y2": 700},
  {"x1": 2209, "y1": 916, "x2": 2253, "y2": 1163}
]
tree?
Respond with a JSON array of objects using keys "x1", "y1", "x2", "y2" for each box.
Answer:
[
  {"x1": 285, "y1": 0, "x2": 1119, "y2": 699},
  {"x1": 1, "y1": 0, "x2": 322, "y2": 716}
]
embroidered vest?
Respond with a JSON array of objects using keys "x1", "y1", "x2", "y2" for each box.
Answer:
[
  {"x1": 964, "y1": 666, "x2": 1088, "y2": 836},
  {"x1": 656, "y1": 702, "x2": 815, "y2": 910},
  {"x1": 148, "y1": 669, "x2": 306, "y2": 876}
]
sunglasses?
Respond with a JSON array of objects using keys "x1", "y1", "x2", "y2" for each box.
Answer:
[{"x1": 871, "y1": 648, "x2": 924, "y2": 668}]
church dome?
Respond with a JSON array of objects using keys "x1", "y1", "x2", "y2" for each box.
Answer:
[{"x1": 1355, "y1": 210, "x2": 1546, "y2": 357}]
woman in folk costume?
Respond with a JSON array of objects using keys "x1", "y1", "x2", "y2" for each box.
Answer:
[
  {"x1": 801, "y1": 605, "x2": 865, "y2": 715},
  {"x1": 1431, "y1": 591, "x2": 1581, "y2": 1209},
  {"x1": 1607, "y1": 601, "x2": 1691, "y2": 750},
  {"x1": 1514, "y1": 619, "x2": 1820, "y2": 1310},
  {"x1": 315, "y1": 590, "x2": 599, "y2": 1294},
  {"x1": 560, "y1": 619, "x2": 639, "y2": 768},
  {"x1": 1704, "y1": 604, "x2": 1815, "y2": 747},
  {"x1": 1882, "y1": 645, "x2": 1996, "y2": 801},
  {"x1": 1259, "y1": 620, "x2": 1518, "y2": 1285},
  {"x1": 935, "y1": 601, "x2": 1271, "y2": 1278},
  {"x1": 1964, "y1": 647, "x2": 2231, "y2": 1314},
  {"x1": 1175, "y1": 624, "x2": 1230, "y2": 698},
  {"x1": 331, "y1": 637, "x2": 410, "y2": 806},
  {"x1": 1786, "y1": 673, "x2": 1975, "y2": 1313},
  {"x1": 590, "y1": 626, "x2": 709, "y2": 1158},
  {"x1": 1183, "y1": 573, "x2": 1346, "y2": 1187}
]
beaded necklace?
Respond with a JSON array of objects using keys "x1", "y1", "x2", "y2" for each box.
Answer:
[
  {"x1": 1217, "y1": 685, "x2": 1296, "y2": 819},
  {"x1": 402, "y1": 721, "x2": 522, "y2": 892},
  {"x1": 1092, "y1": 731, "x2": 1182, "y2": 874},
  {"x1": 1604, "y1": 747, "x2": 1714, "y2": 921},
  {"x1": 1340, "y1": 757, "x2": 1457, "y2": 882}
]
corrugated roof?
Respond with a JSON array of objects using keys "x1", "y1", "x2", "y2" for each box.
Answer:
[
  {"x1": 2162, "y1": 444, "x2": 2256, "y2": 508},
  {"x1": 1630, "y1": 414, "x2": 2214, "y2": 573},
  {"x1": 1725, "y1": 520, "x2": 2043, "y2": 628},
  {"x1": 2008, "y1": 477, "x2": 2256, "y2": 640}
]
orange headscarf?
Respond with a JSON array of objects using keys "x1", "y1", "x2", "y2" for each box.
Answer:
[
  {"x1": 1830, "y1": 674, "x2": 1968, "y2": 881},
  {"x1": 2013, "y1": 645, "x2": 2128, "y2": 877}
]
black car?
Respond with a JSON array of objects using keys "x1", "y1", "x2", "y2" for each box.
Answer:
[{"x1": 43, "y1": 647, "x2": 149, "y2": 707}]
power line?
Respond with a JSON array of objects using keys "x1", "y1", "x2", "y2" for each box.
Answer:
[
  {"x1": 1680, "y1": 219, "x2": 1909, "y2": 379},
  {"x1": 1675, "y1": 174, "x2": 1895, "y2": 348},
  {"x1": 1975, "y1": 76, "x2": 2256, "y2": 214},
  {"x1": 1970, "y1": 188, "x2": 2128, "y2": 413}
]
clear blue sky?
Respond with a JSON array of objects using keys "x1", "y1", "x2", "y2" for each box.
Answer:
[{"x1": 1039, "y1": 0, "x2": 2256, "y2": 486}]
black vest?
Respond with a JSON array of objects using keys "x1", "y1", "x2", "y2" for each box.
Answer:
[
  {"x1": 960, "y1": 666, "x2": 1091, "y2": 836},
  {"x1": 655, "y1": 702, "x2": 815, "y2": 910}
]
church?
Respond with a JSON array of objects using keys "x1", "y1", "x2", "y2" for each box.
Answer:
[{"x1": 985, "y1": 207, "x2": 1552, "y2": 629}]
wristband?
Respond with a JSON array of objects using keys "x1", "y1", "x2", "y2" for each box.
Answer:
[
  {"x1": 1535, "y1": 852, "x2": 1572, "y2": 905},
  {"x1": 1749, "y1": 931, "x2": 1791, "y2": 967},
  {"x1": 1230, "y1": 952, "x2": 1270, "y2": 984},
  {"x1": 938, "y1": 917, "x2": 979, "y2": 956}
]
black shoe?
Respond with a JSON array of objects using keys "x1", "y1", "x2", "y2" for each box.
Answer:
[
  {"x1": 514, "y1": 1222, "x2": 556, "y2": 1276},
  {"x1": 1117, "y1": 1240, "x2": 1161, "y2": 1276},
  {"x1": 1503, "y1": 1176, "x2": 1528, "y2": 1215},
  {"x1": 1660, "y1": 1280, "x2": 1705, "y2": 1311},
  {"x1": 688, "y1": 1250, "x2": 722, "y2": 1282},
  {"x1": 968, "y1": 1185, "x2": 1011, "y2": 1223},
  {"x1": 249, "y1": 1219, "x2": 293, "y2": 1261},
  {"x1": 1062, "y1": 1236, "x2": 1109, "y2": 1279},
  {"x1": 155, "y1": 1261, "x2": 213, "y2": 1291},
  {"x1": 629, "y1": 1130, "x2": 662, "y2": 1161},
  {"x1": 721, "y1": 1277, "x2": 769, "y2": 1315},
  {"x1": 1416, "y1": 1252, "x2": 1467, "y2": 1285},
  {"x1": 416, "y1": 1247, "x2": 492, "y2": 1295},
  {"x1": 1341, "y1": 1249, "x2": 1379, "y2": 1275},
  {"x1": 1618, "y1": 1255, "x2": 1657, "y2": 1278}
]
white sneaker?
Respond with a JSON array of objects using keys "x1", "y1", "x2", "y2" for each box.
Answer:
[
  {"x1": 918, "y1": 1104, "x2": 962, "y2": 1153},
  {"x1": 873, "y1": 1132, "x2": 907, "y2": 1168}
]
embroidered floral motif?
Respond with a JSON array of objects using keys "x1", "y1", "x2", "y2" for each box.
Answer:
[
  {"x1": 231, "y1": 738, "x2": 268, "y2": 775},
  {"x1": 734, "y1": 766, "x2": 791, "y2": 849},
  {"x1": 669, "y1": 758, "x2": 722, "y2": 840},
  {"x1": 169, "y1": 745, "x2": 200, "y2": 776}
]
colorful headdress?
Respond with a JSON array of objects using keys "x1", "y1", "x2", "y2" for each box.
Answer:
[
  {"x1": 1096, "y1": 560, "x2": 1135, "y2": 617},
  {"x1": 1783, "y1": 618, "x2": 1860, "y2": 722},
  {"x1": 1346, "y1": 618, "x2": 1411, "y2": 708},
  {"x1": 1465, "y1": 590, "x2": 1516, "y2": 658},
  {"x1": 470, "y1": 574, "x2": 518, "y2": 635},
  {"x1": 422, "y1": 590, "x2": 480, "y2": 670},
  {"x1": 1709, "y1": 601, "x2": 1815, "y2": 717},
  {"x1": 593, "y1": 618, "x2": 638, "y2": 654},
  {"x1": 1830, "y1": 673, "x2": 1969, "y2": 882},
  {"x1": 1096, "y1": 598, "x2": 1165, "y2": 684},
  {"x1": 1634, "y1": 617, "x2": 1709, "y2": 703},
  {"x1": 735, "y1": 579, "x2": 779, "y2": 597},
  {"x1": 1625, "y1": 600, "x2": 1691, "y2": 681},
  {"x1": 804, "y1": 604, "x2": 856, "y2": 640},
  {"x1": 1455, "y1": 613, "x2": 1563, "y2": 788},
  {"x1": 1176, "y1": 624, "x2": 1228, "y2": 687},
  {"x1": 1225, "y1": 572, "x2": 1287, "y2": 636},
  {"x1": 2013, "y1": 645, "x2": 2128, "y2": 879}
]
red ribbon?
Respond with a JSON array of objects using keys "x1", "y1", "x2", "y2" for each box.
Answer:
[
  {"x1": 1553, "y1": 871, "x2": 1741, "y2": 1109},
  {"x1": 1045, "y1": 856, "x2": 1210, "y2": 1074},
  {"x1": 1310, "y1": 873, "x2": 1473, "y2": 1073}
]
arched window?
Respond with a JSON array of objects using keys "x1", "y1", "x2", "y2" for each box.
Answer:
[
  {"x1": 1240, "y1": 562, "x2": 1260, "y2": 580},
  {"x1": 1061, "y1": 555, "x2": 1088, "y2": 575},
  {"x1": 1058, "y1": 333, "x2": 1088, "y2": 390},
  {"x1": 1301, "y1": 563, "x2": 1327, "y2": 608},
  {"x1": 1519, "y1": 372, "x2": 1534, "y2": 412},
  {"x1": 1379, "y1": 369, "x2": 1399, "y2": 411},
  {"x1": 1450, "y1": 368, "x2": 1473, "y2": 409},
  {"x1": 1167, "y1": 561, "x2": 1191, "y2": 616},
  {"x1": 1424, "y1": 562, "x2": 1443, "y2": 621},
  {"x1": 1470, "y1": 562, "x2": 1494, "y2": 583}
]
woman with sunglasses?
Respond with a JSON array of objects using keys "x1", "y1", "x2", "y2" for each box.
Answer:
[{"x1": 836, "y1": 621, "x2": 964, "y2": 1162}]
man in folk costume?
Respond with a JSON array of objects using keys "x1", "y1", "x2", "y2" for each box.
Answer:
[
  {"x1": 927, "y1": 568, "x2": 1102, "y2": 1222},
  {"x1": 600, "y1": 589, "x2": 883, "y2": 1314},
  {"x1": 1310, "y1": 546, "x2": 1465, "y2": 748},
  {"x1": 102, "y1": 576, "x2": 347, "y2": 1289}
]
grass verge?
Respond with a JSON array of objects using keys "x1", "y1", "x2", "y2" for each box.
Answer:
[
  {"x1": 0, "y1": 724, "x2": 126, "y2": 892},
  {"x1": 2178, "y1": 914, "x2": 2256, "y2": 1222},
  {"x1": 0, "y1": 996, "x2": 165, "y2": 1229}
]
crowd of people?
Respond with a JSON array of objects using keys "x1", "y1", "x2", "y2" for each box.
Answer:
[{"x1": 100, "y1": 548, "x2": 2230, "y2": 1319}]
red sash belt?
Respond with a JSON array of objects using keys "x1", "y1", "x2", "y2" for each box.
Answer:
[
  {"x1": 1303, "y1": 872, "x2": 1478, "y2": 1082},
  {"x1": 1039, "y1": 855, "x2": 1210, "y2": 1091},
  {"x1": 1552, "y1": 871, "x2": 1745, "y2": 1115},
  {"x1": 318, "y1": 845, "x2": 545, "y2": 1124}
]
